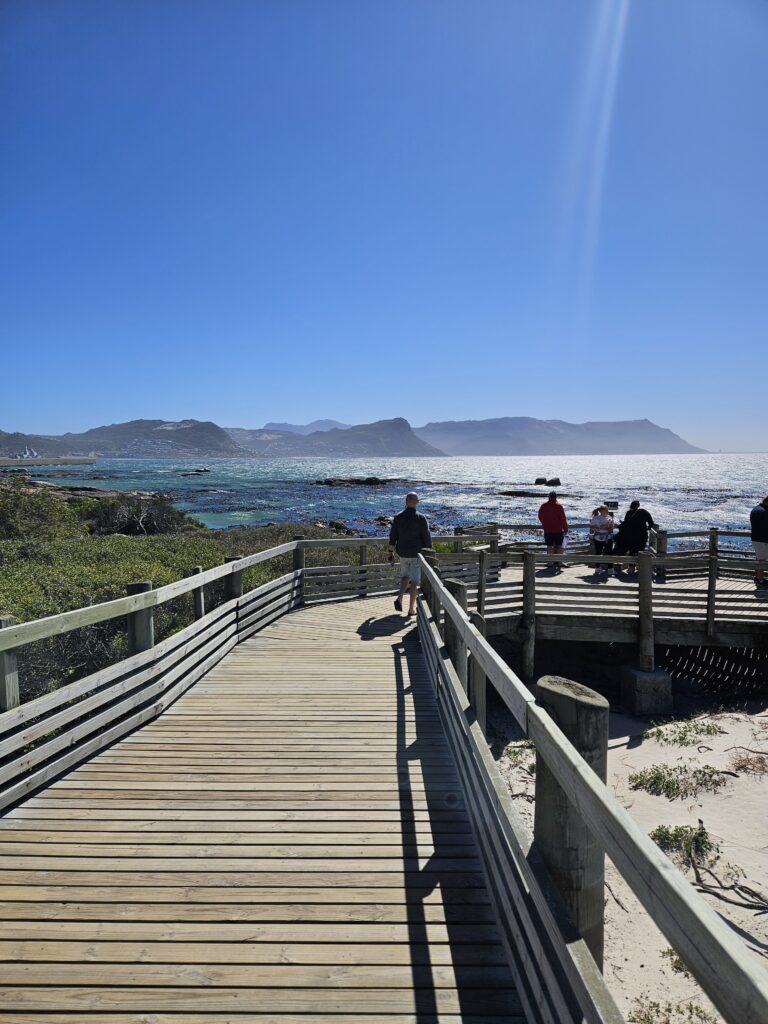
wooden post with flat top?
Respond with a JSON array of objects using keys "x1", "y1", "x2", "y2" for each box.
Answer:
[
  {"x1": 444, "y1": 579, "x2": 468, "y2": 694},
  {"x1": 224, "y1": 556, "x2": 244, "y2": 602},
  {"x1": 186, "y1": 566, "x2": 205, "y2": 620},
  {"x1": 638, "y1": 550, "x2": 654, "y2": 671},
  {"x1": 126, "y1": 582, "x2": 154, "y2": 657},
  {"x1": 358, "y1": 543, "x2": 368, "y2": 597},
  {"x1": 709, "y1": 528, "x2": 720, "y2": 580},
  {"x1": 522, "y1": 549, "x2": 536, "y2": 682},
  {"x1": 534, "y1": 675, "x2": 609, "y2": 969},
  {"x1": 706, "y1": 555, "x2": 718, "y2": 638},
  {"x1": 477, "y1": 550, "x2": 488, "y2": 615},
  {"x1": 0, "y1": 615, "x2": 20, "y2": 712}
]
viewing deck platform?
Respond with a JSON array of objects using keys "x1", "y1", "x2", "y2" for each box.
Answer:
[{"x1": 0, "y1": 536, "x2": 765, "y2": 1023}]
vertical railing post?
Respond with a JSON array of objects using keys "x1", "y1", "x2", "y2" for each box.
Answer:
[
  {"x1": 489, "y1": 524, "x2": 500, "y2": 554},
  {"x1": 533, "y1": 676, "x2": 609, "y2": 968},
  {"x1": 709, "y1": 529, "x2": 720, "y2": 579},
  {"x1": 359, "y1": 543, "x2": 368, "y2": 598},
  {"x1": 0, "y1": 616, "x2": 20, "y2": 712},
  {"x1": 477, "y1": 550, "x2": 488, "y2": 615},
  {"x1": 126, "y1": 582, "x2": 155, "y2": 656},
  {"x1": 422, "y1": 550, "x2": 439, "y2": 626},
  {"x1": 224, "y1": 556, "x2": 244, "y2": 602},
  {"x1": 186, "y1": 566, "x2": 205, "y2": 620},
  {"x1": 292, "y1": 538, "x2": 306, "y2": 606},
  {"x1": 638, "y1": 550, "x2": 655, "y2": 671},
  {"x1": 444, "y1": 579, "x2": 468, "y2": 693},
  {"x1": 706, "y1": 555, "x2": 718, "y2": 638},
  {"x1": 469, "y1": 611, "x2": 487, "y2": 734},
  {"x1": 522, "y1": 550, "x2": 536, "y2": 682},
  {"x1": 655, "y1": 528, "x2": 668, "y2": 583}
]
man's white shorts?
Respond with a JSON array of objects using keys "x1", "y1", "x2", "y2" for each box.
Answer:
[
  {"x1": 399, "y1": 556, "x2": 421, "y2": 584},
  {"x1": 754, "y1": 540, "x2": 768, "y2": 563}
]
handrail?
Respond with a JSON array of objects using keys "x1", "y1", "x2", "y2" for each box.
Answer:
[
  {"x1": 417, "y1": 553, "x2": 768, "y2": 1024},
  {"x1": 0, "y1": 541, "x2": 298, "y2": 654},
  {"x1": 0, "y1": 534, "x2": 496, "y2": 656}
]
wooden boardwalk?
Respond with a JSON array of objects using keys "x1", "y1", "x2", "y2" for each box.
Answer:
[{"x1": 0, "y1": 596, "x2": 524, "y2": 1023}]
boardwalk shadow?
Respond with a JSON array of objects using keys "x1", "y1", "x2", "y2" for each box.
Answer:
[{"x1": 382, "y1": 627, "x2": 517, "y2": 1021}]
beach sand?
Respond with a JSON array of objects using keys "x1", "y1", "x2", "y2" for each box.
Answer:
[{"x1": 493, "y1": 704, "x2": 768, "y2": 1022}]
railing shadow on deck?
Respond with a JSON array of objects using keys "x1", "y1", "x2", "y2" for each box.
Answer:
[{"x1": 392, "y1": 628, "x2": 522, "y2": 1021}]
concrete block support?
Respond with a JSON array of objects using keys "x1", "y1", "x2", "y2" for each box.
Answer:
[{"x1": 621, "y1": 664, "x2": 673, "y2": 716}]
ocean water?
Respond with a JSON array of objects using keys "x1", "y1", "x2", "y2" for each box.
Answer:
[{"x1": 24, "y1": 453, "x2": 768, "y2": 541}]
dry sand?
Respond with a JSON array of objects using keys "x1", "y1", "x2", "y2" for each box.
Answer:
[{"x1": 493, "y1": 705, "x2": 768, "y2": 1022}]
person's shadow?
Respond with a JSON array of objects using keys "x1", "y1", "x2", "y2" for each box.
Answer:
[{"x1": 356, "y1": 614, "x2": 415, "y2": 640}]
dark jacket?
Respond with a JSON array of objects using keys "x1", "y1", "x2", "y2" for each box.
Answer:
[
  {"x1": 751, "y1": 503, "x2": 768, "y2": 543},
  {"x1": 620, "y1": 507, "x2": 655, "y2": 542},
  {"x1": 389, "y1": 507, "x2": 432, "y2": 557}
]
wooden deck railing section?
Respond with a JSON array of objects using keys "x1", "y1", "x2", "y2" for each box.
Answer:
[
  {"x1": 0, "y1": 533, "x2": 767, "y2": 1023},
  {"x1": 417, "y1": 554, "x2": 768, "y2": 1024}
]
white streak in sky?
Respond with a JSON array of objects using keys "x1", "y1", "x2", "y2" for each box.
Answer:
[{"x1": 557, "y1": 0, "x2": 631, "y2": 324}]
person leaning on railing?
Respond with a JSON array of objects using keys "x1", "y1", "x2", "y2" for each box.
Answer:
[{"x1": 750, "y1": 495, "x2": 768, "y2": 588}]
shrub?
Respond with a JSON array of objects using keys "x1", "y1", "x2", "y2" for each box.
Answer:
[
  {"x1": 649, "y1": 824, "x2": 720, "y2": 866},
  {"x1": 0, "y1": 479, "x2": 87, "y2": 541},
  {"x1": 643, "y1": 717, "x2": 723, "y2": 747},
  {"x1": 628, "y1": 764, "x2": 727, "y2": 800}
]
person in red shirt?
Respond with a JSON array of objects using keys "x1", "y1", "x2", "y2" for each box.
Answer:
[{"x1": 538, "y1": 491, "x2": 569, "y2": 570}]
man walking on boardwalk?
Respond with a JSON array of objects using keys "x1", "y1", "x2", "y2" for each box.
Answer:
[
  {"x1": 538, "y1": 491, "x2": 568, "y2": 571},
  {"x1": 388, "y1": 492, "x2": 432, "y2": 616},
  {"x1": 750, "y1": 496, "x2": 768, "y2": 588}
]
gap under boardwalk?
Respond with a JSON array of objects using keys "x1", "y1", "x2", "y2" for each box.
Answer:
[{"x1": 0, "y1": 595, "x2": 525, "y2": 1024}]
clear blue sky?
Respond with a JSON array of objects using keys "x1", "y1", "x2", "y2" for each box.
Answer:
[{"x1": 1, "y1": 1, "x2": 766, "y2": 450}]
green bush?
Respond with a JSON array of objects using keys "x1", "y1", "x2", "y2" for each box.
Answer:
[
  {"x1": 0, "y1": 479, "x2": 87, "y2": 541},
  {"x1": 0, "y1": 483, "x2": 383, "y2": 701}
]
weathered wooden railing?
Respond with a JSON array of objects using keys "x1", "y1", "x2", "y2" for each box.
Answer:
[
  {"x1": 417, "y1": 553, "x2": 768, "y2": 1024},
  {"x1": 427, "y1": 545, "x2": 768, "y2": 671},
  {"x1": 0, "y1": 534, "x2": 490, "y2": 810}
]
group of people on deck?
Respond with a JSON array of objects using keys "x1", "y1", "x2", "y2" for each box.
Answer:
[{"x1": 537, "y1": 491, "x2": 656, "y2": 576}]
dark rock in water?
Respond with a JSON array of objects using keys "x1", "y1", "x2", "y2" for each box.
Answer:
[
  {"x1": 375, "y1": 515, "x2": 392, "y2": 526},
  {"x1": 546, "y1": 478, "x2": 561, "y2": 487},
  {"x1": 328, "y1": 519, "x2": 353, "y2": 534},
  {"x1": 315, "y1": 477, "x2": 407, "y2": 487},
  {"x1": 500, "y1": 490, "x2": 552, "y2": 498},
  {"x1": 534, "y1": 477, "x2": 548, "y2": 485}
]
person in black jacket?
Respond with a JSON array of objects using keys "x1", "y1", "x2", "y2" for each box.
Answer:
[
  {"x1": 388, "y1": 492, "x2": 432, "y2": 616},
  {"x1": 750, "y1": 496, "x2": 768, "y2": 587},
  {"x1": 613, "y1": 500, "x2": 656, "y2": 571}
]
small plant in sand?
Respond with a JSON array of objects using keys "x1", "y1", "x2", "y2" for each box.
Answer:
[
  {"x1": 643, "y1": 716, "x2": 723, "y2": 747},
  {"x1": 729, "y1": 748, "x2": 768, "y2": 774},
  {"x1": 503, "y1": 740, "x2": 535, "y2": 768},
  {"x1": 628, "y1": 764, "x2": 727, "y2": 800},
  {"x1": 650, "y1": 824, "x2": 720, "y2": 867},
  {"x1": 627, "y1": 998, "x2": 718, "y2": 1024},
  {"x1": 660, "y1": 947, "x2": 691, "y2": 978}
]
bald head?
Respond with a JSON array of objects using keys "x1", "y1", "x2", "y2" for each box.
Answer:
[{"x1": 405, "y1": 492, "x2": 419, "y2": 508}]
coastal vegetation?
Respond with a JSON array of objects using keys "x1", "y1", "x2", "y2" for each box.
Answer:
[{"x1": 0, "y1": 478, "x2": 384, "y2": 700}]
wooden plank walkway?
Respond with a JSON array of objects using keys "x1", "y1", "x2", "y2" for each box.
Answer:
[{"x1": 0, "y1": 596, "x2": 524, "y2": 1023}]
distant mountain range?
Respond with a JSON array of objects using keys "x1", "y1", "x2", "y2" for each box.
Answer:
[
  {"x1": 0, "y1": 416, "x2": 704, "y2": 459},
  {"x1": 226, "y1": 419, "x2": 441, "y2": 457},
  {"x1": 413, "y1": 417, "x2": 704, "y2": 455},
  {"x1": 262, "y1": 419, "x2": 351, "y2": 434}
]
